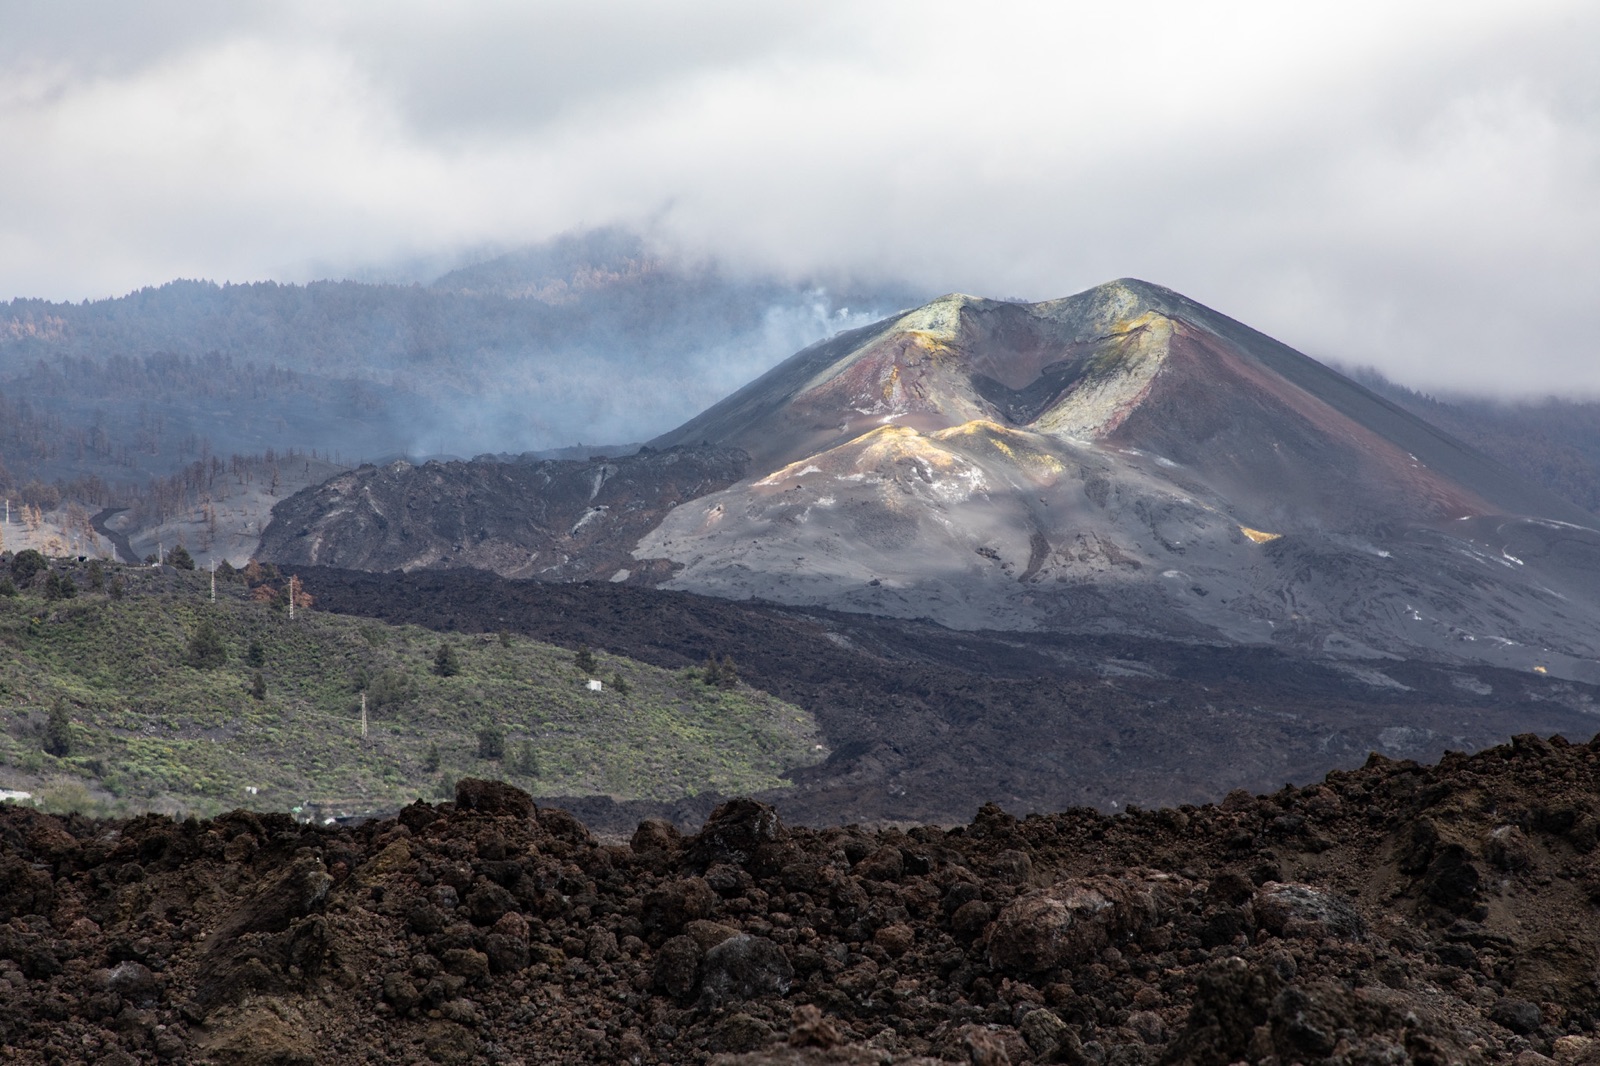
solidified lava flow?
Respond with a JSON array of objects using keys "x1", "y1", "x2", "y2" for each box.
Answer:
[{"x1": 6, "y1": 735, "x2": 1600, "y2": 1063}]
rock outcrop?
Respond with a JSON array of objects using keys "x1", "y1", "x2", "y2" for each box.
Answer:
[{"x1": 259, "y1": 444, "x2": 747, "y2": 581}]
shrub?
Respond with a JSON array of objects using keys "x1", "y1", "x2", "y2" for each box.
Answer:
[
  {"x1": 44, "y1": 700, "x2": 74, "y2": 757},
  {"x1": 0, "y1": 577, "x2": 15, "y2": 597},
  {"x1": 703, "y1": 654, "x2": 739, "y2": 689},
  {"x1": 188, "y1": 619, "x2": 228, "y2": 668},
  {"x1": 423, "y1": 743, "x2": 441, "y2": 773},
  {"x1": 477, "y1": 725, "x2": 505, "y2": 761},
  {"x1": 87, "y1": 559, "x2": 105, "y2": 590},
  {"x1": 43, "y1": 571, "x2": 77, "y2": 600},
  {"x1": 433, "y1": 642, "x2": 461, "y2": 677},
  {"x1": 246, "y1": 640, "x2": 266, "y2": 668},
  {"x1": 109, "y1": 575, "x2": 126, "y2": 600},
  {"x1": 166, "y1": 544, "x2": 196, "y2": 570},
  {"x1": 514, "y1": 740, "x2": 540, "y2": 777},
  {"x1": 10, "y1": 549, "x2": 46, "y2": 584},
  {"x1": 609, "y1": 671, "x2": 630, "y2": 696},
  {"x1": 250, "y1": 672, "x2": 266, "y2": 700},
  {"x1": 575, "y1": 645, "x2": 597, "y2": 675},
  {"x1": 368, "y1": 669, "x2": 415, "y2": 709}
]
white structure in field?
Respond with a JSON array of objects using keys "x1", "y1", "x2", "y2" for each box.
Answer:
[{"x1": 586, "y1": 679, "x2": 603, "y2": 692}]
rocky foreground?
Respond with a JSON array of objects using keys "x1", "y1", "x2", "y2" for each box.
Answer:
[{"x1": 6, "y1": 736, "x2": 1600, "y2": 1064}]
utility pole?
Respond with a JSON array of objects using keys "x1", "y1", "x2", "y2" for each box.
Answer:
[
  {"x1": 360, "y1": 692, "x2": 368, "y2": 740},
  {"x1": 288, "y1": 575, "x2": 297, "y2": 621},
  {"x1": 210, "y1": 560, "x2": 216, "y2": 603}
]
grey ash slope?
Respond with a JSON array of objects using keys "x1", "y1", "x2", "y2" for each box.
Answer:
[{"x1": 258, "y1": 445, "x2": 748, "y2": 580}]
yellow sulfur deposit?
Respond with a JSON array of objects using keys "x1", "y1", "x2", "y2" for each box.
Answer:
[{"x1": 1240, "y1": 526, "x2": 1282, "y2": 544}]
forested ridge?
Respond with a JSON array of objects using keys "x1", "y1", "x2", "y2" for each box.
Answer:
[{"x1": 0, "y1": 232, "x2": 917, "y2": 505}]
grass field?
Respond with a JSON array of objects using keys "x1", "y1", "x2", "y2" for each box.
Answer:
[{"x1": 0, "y1": 558, "x2": 824, "y2": 819}]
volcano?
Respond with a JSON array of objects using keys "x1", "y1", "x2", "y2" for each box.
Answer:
[
  {"x1": 651, "y1": 279, "x2": 1588, "y2": 529},
  {"x1": 639, "y1": 280, "x2": 1600, "y2": 679},
  {"x1": 263, "y1": 280, "x2": 1600, "y2": 681}
]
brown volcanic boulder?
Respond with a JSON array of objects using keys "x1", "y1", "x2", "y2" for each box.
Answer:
[
  {"x1": 699, "y1": 934, "x2": 794, "y2": 1007},
  {"x1": 0, "y1": 855, "x2": 53, "y2": 921},
  {"x1": 453, "y1": 778, "x2": 535, "y2": 818},
  {"x1": 632, "y1": 817, "x2": 685, "y2": 856},
  {"x1": 655, "y1": 934, "x2": 703, "y2": 999},
  {"x1": 688, "y1": 798, "x2": 786, "y2": 869},
  {"x1": 190, "y1": 856, "x2": 336, "y2": 1016},
  {"x1": 987, "y1": 872, "x2": 1189, "y2": 973},
  {"x1": 643, "y1": 877, "x2": 719, "y2": 935},
  {"x1": 1253, "y1": 882, "x2": 1367, "y2": 941},
  {"x1": 208, "y1": 856, "x2": 333, "y2": 942}
]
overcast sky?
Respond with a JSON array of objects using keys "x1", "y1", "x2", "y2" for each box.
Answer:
[{"x1": 2, "y1": 0, "x2": 1596, "y2": 397}]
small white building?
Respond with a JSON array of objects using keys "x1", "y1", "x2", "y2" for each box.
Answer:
[{"x1": 586, "y1": 679, "x2": 604, "y2": 692}]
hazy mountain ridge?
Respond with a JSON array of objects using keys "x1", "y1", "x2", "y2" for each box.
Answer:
[
  {"x1": 1345, "y1": 366, "x2": 1600, "y2": 516},
  {"x1": 5, "y1": 235, "x2": 1600, "y2": 547},
  {"x1": 0, "y1": 229, "x2": 923, "y2": 482}
]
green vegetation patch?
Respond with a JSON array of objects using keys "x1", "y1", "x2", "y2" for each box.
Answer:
[{"x1": 0, "y1": 560, "x2": 824, "y2": 819}]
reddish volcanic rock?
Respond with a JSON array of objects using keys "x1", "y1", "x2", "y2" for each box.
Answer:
[{"x1": 2, "y1": 733, "x2": 1600, "y2": 1062}]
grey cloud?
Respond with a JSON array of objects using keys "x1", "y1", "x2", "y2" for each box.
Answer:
[
  {"x1": 1, "y1": 1, "x2": 1597, "y2": 399},
  {"x1": 345, "y1": 1, "x2": 827, "y2": 138}
]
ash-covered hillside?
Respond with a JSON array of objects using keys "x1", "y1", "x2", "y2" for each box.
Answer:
[
  {"x1": 258, "y1": 445, "x2": 748, "y2": 581},
  {"x1": 5, "y1": 734, "x2": 1600, "y2": 1064}
]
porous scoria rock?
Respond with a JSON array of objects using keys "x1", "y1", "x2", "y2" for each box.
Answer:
[{"x1": 2, "y1": 737, "x2": 1600, "y2": 1062}]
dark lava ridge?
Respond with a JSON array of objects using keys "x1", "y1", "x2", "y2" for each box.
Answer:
[{"x1": 260, "y1": 444, "x2": 747, "y2": 582}]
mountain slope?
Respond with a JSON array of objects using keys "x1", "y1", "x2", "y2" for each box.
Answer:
[
  {"x1": 0, "y1": 559, "x2": 821, "y2": 819},
  {"x1": 260, "y1": 279, "x2": 1600, "y2": 680},
  {"x1": 640, "y1": 280, "x2": 1600, "y2": 677},
  {"x1": 652, "y1": 279, "x2": 1589, "y2": 527},
  {"x1": 258, "y1": 445, "x2": 748, "y2": 580}
]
